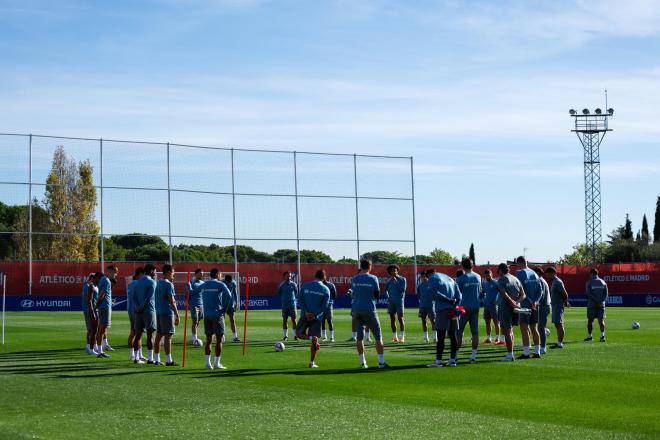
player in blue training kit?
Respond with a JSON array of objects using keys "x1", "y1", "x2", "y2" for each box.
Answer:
[
  {"x1": 515, "y1": 256, "x2": 542, "y2": 359},
  {"x1": 132, "y1": 264, "x2": 158, "y2": 364},
  {"x1": 94, "y1": 265, "x2": 118, "y2": 358},
  {"x1": 82, "y1": 273, "x2": 101, "y2": 355},
  {"x1": 585, "y1": 268, "x2": 608, "y2": 342},
  {"x1": 321, "y1": 279, "x2": 337, "y2": 342},
  {"x1": 201, "y1": 268, "x2": 233, "y2": 370},
  {"x1": 426, "y1": 271, "x2": 462, "y2": 367},
  {"x1": 187, "y1": 269, "x2": 205, "y2": 346},
  {"x1": 544, "y1": 266, "x2": 569, "y2": 348},
  {"x1": 385, "y1": 265, "x2": 407, "y2": 343},
  {"x1": 296, "y1": 270, "x2": 331, "y2": 368},
  {"x1": 223, "y1": 274, "x2": 241, "y2": 343},
  {"x1": 497, "y1": 263, "x2": 526, "y2": 362},
  {"x1": 482, "y1": 269, "x2": 502, "y2": 345},
  {"x1": 278, "y1": 271, "x2": 298, "y2": 341},
  {"x1": 127, "y1": 267, "x2": 145, "y2": 361},
  {"x1": 417, "y1": 269, "x2": 436, "y2": 343},
  {"x1": 534, "y1": 266, "x2": 551, "y2": 354},
  {"x1": 154, "y1": 264, "x2": 180, "y2": 366},
  {"x1": 456, "y1": 258, "x2": 482, "y2": 363},
  {"x1": 351, "y1": 259, "x2": 388, "y2": 369}
]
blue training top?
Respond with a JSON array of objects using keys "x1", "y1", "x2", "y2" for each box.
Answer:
[
  {"x1": 351, "y1": 272, "x2": 380, "y2": 312},
  {"x1": 457, "y1": 272, "x2": 481, "y2": 310}
]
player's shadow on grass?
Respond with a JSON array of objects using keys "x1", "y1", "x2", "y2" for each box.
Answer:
[
  {"x1": 0, "y1": 348, "x2": 83, "y2": 362},
  {"x1": 0, "y1": 361, "x2": 113, "y2": 376}
]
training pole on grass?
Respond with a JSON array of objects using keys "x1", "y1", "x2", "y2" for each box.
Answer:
[
  {"x1": 182, "y1": 271, "x2": 190, "y2": 368},
  {"x1": 242, "y1": 274, "x2": 250, "y2": 355},
  {"x1": 1, "y1": 273, "x2": 5, "y2": 345}
]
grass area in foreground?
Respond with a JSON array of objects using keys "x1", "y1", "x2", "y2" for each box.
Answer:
[{"x1": 0, "y1": 307, "x2": 659, "y2": 439}]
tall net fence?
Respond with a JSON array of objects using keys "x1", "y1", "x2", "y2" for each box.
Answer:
[{"x1": 0, "y1": 133, "x2": 417, "y2": 294}]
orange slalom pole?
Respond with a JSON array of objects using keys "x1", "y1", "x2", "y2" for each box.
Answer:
[
  {"x1": 242, "y1": 274, "x2": 250, "y2": 355},
  {"x1": 182, "y1": 271, "x2": 190, "y2": 368}
]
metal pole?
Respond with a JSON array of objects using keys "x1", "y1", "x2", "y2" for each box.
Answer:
[
  {"x1": 2, "y1": 274, "x2": 6, "y2": 345},
  {"x1": 28, "y1": 134, "x2": 32, "y2": 295},
  {"x1": 99, "y1": 139, "x2": 104, "y2": 271},
  {"x1": 293, "y1": 152, "x2": 301, "y2": 286},
  {"x1": 231, "y1": 149, "x2": 238, "y2": 275},
  {"x1": 166, "y1": 142, "x2": 173, "y2": 265},
  {"x1": 410, "y1": 157, "x2": 418, "y2": 284},
  {"x1": 353, "y1": 154, "x2": 360, "y2": 265}
]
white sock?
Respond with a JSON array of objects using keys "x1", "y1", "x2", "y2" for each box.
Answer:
[
  {"x1": 155, "y1": 353, "x2": 161, "y2": 363},
  {"x1": 85, "y1": 343, "x2": 90, "y2": 351},
  {"x1": 423, "y1": 331, "x2": 428, "y2": 339},
  {"x1": 471, "y1": 349, "x2": 477, "y2": 359},
  {"x1": 588, "y1": 333, "x2": 592, "y2": 337},
  {"x1": 148, "y1": 350, "x2": 154, "y2": 361},
  {"x1": 378, "y1": 353, "x2": 385, "y2": 364},
  {"x1": 401, "y1": 331, "x2": 405, "y2": 339},
  {"x1": 215, "y1": 356, "x2": 221, "y2": 366},
  {"x1": 556, "y1": 341, "x2": 563, "y2": 347},
  {"x1": 534, "y1": 345, "x2": 541, "y2": 355},
  {"x1": 205, "y1": 355, "x2": 211, "y2": 365},
  {"x1": 166, "y1": 353, "x2": 173, "y2": 363},
  {"x1": 601, "y1": 331, "x2": 605, "y2": 337},
  {"x1": 359, "y1": 353, "x2": 366, "y2": 365},
  {"x1": 233, "y1": 331, "x2": 238, "y2": 339},
  {"x1": 322, "y1": 330, "x2": 327, "y2": 338},
  {"x1": 192, "y1": 331, "x2": 197, "y2": 340},
  {"x1": 498, "y1": 335, "x2": 504, "y2": 342},
  {"x1": 352, "y1": 331, "x2": 357, "y2": 339},
  {"x1": 96, "y1": 344, "x2": 103, "y2": 354},
  {"x1": 393, "y1": 332, "x2": 398, "y2": 339},
  {"x1": 507, "y1": 352, "x2": 513, "y2": 359},
  {"x1": 330, "y1": 331, "x2": 334, "y2": 338},
  {"x1": 284, "y1": 329, "x2": 289, "y2": 338},
  {"x1": 365, "y1": 330, "x2": 371, "y2": 339},
  {"x1": 138, "y1": 348, "x2": 143, "y2": 359},
  {"x1": 523, "y1": 346, "x2": 530, "y2": 356},
  {"x1": 129, "y1": 349, "x2": 135, "y2": 360}
]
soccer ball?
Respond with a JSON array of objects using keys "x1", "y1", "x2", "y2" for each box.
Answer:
[
  {"x1": 193, "y1": 339, "x2": 202, "y2": 347},
  {"x1": 275, "y1": 342, "x2": 286, "y2": 352},
  {"x1": 545, "y1": 328, "x2": 551, "y2": 337},
  {"x1": 632, "y1": 321, "x2": 640, "y2": 330}
]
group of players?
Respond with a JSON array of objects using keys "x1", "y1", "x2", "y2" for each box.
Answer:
[{"x1": 82, "y1": 255, "x2": 610, "y2": 369}]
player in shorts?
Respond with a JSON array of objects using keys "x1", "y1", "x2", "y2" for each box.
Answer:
[
  {"x1": 154, "y1": 264, "x2": 180, "y2": 366},
  {"x1": 132, "y1": 264, "x2": 158, "y2": 364},
  {"x1": 533, "y1": 266, "x2": 551, "y2": 354},
  {"x1": 187, "y1": 269, "x2": 205, "y2": 346},
  {"x1": 223, "y1": 274, "x2": 241, "y2": 343},
  {"x1": 351, "y1": 259, "x2": 388, "y2": 369},
  {"x1": 456, "y1": 258, "x2": 481, "y2": 364},
  {"x1": 482, "y1": 269, "x2": 502, "y2": 345},
  {"x1": 544, "y1": 266, "x2": 569, "y2": 348},
  {"x1": 201, "y1": 268, "x2": 232, "y2": 370},
  {"x1": 515, "y1": 256, "x2": 542, "y2": 359},
  {"x1": 426, "y1": 271, "x2": 462, "y2": 367},
  {"x1": 278, "y1": 271, "x2": 298, "y2": 341},
  {"x1": 385, "y1": 265, "x2": 407, "y2": 343},
  {"x1": 82, "y1": 273, "x2": 101, "y2": 355},
  {"x1": 585, "y1": 268, "x2": 608, "y2": 342},
  {"x1": 296, "y1": 270, "x2": 331, "y2": 368},
  {"x1": 127, "y1": 267, "x2": 144, "y2": 361},
  {"x1": 94, "y1": 265, "x2": 118, "y2": 358},
  {"x1": 417, "y1": 269, "x2": 436, "y2": 343},
  {"x1": 497, "y1": 263, "x2": 526, "y2": 362},
  {"x1": 321, "y1": 279, "x2": 336, "y2": 342}
]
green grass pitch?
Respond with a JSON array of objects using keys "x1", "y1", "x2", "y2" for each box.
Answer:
[{"x1": 0, "y1": 308, "x2": 659, "y2": 439}]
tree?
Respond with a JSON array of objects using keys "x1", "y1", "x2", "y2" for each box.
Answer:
[
  {"x1": 336, "y1": 256, "x2": 358, "y2": 264},
  {"x1": 469, "y1": 243, "x2": 475, "y2": 264},
  {"x1": 361, "y1": 250, "x2": 404, "y2": 265},
  {"x1": 75, "y1": 160, "x2": 99, "y2": 261},
  {"x1": 654, "y1": 196, "x2": 660, "y2": 243},
  {"x1": 623, "y1": 214, "x2": 633, "y2": 240},
  {"x1": 427, "y1": 248, "x2": 455, "y2": 265},
  {"x1": 559, "y1": 243, "x2": 608, "y2": 265}
]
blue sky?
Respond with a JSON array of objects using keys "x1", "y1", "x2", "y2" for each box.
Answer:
[{"x1": 1, "y1": 0, "x2": 659, "y2": 263}]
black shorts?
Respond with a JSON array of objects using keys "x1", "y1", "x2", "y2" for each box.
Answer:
[
  {"x1": 296, "y1": 317, "x2": 321, "y2": 338},
  {"x1": 204, "y1": 315, "x2": 225, "y2": 337}
]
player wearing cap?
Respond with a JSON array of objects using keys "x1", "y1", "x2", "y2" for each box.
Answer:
[{"x1": 585, "y1": 268, "x2": 608, "y2": 342}]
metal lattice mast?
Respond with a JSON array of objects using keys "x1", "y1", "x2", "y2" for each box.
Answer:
[{"x1": 569, "y1": 106, "x2": 614, "y2": 264}]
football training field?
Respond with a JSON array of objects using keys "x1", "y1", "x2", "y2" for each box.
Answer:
[{"x1": 0, "y1": 308, "x2": 659, "y2": 439}]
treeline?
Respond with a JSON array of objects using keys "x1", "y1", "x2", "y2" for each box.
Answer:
[{"x1": 560, "y1": 197, "x2": 660, "y2": 264}]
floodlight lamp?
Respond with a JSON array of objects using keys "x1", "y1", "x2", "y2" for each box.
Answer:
[
  {"x1": 582, "y1": 108, "x2": 590, "y2": 115},
  {"x1": 569, "y1": 109, "x2": 577, "y2": 115},
  {"x1": 608, "y1": 108, "x2": 614, "y2": 115},
  {"x1": 595, "y1": 108, "x2": 602, "y2": 114}
]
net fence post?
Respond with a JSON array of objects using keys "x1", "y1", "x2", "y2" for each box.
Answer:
[
  {"x1": 99, "y1": 138, "x2": 105, "y2": 271},
  {"x1": 28, "y1": 134, "x2": 32, "y2": 295},
  {"x1": 353, "y1": 154, "x2": 360, "y2": 265},
  {"x1": 410, "y1": 156, "x2": 418, "y2": 284},
  {"x1": 166, "y1": 142, "x2": 173, "y2": 265},
  {"x1": 231, "y1": 148, "x2": 239, "y2": 310},
  {"x1": 293, "y1": 151, "x2": 301, "y2": 286}
]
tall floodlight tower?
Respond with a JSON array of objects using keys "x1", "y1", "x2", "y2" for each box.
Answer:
[{"x1": 569, "y1": 106, "x2": 614, "y2": 264}]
